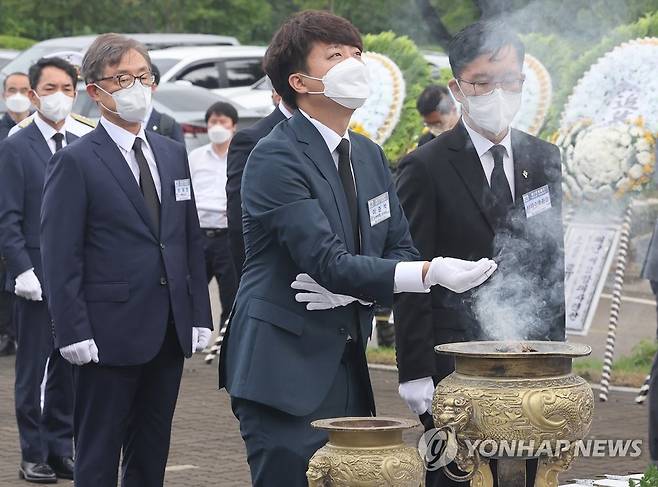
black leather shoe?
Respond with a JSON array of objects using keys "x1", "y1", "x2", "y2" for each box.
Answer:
[
  {"x1": 0, "y1": 334, "x2": 15, "y2": 356},
  {"x1": 48, "y1": 456, "x2": 74, "y2": 479},
  {"x1": 18, "y1": 461, "x2": 57, "y2": 483}
]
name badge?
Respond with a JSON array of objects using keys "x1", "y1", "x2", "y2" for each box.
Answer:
[
  {"x1": 368, "y1": 192, "x2": 391, "y2": 227},
  {"x1": 175, "y1": 179, "x2": 191, "y2": 201},
  {"x1": 522, "y1": 185, "x2": 552, "y2": 218}
]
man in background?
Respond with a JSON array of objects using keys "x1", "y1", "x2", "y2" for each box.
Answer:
[
  {"x1": 226, "y1": 86, "x2": 292, "y2": 275},
  {"x1": 1, "y1": 72, "x2": 31, "y2": 140},
  {"x1": 0, "y1": 56, "x2": 79, "y2": 483},
  {"x1": 188, "y1": 101, "x2": 239, "y2": 329},
  {"x1": 144, "y1": 64, "x2": 185, "y2": 143},
  {"x1": 416, "y1": 84, "x2": 459, "y2": 146},
  {"x1": 0, "y1": 72, "x2": 30, "y2": 356}
]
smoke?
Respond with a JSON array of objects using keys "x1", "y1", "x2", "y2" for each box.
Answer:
[{"x1": 472, "y1": 161, "x2": 567, "y2": 341}]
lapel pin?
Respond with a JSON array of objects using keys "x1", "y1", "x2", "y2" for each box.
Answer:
[
  {"x1": 152, "y1": 125, "x2": 158, "y2": 131},
  {"x1": 522, "y1": 170, "x2": 528, "y2": 179}
]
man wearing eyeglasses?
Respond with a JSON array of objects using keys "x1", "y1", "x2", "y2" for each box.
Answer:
[
  {"x1": 394, "y1": 20, "x2": 564, "y2": 487},
  {"x1": 40, "y1": 34, "x2": 212, "y2": 487}
]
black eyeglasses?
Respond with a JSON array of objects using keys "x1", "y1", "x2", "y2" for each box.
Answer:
[
  {"x1": 458, "y1": 75, "x2": 525, "y2": 96},
  {"x1": 96, "y1": 72, "x2": 155, "y2": 89}
]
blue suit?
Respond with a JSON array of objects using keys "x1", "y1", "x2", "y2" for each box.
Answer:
[
  {"x1": 0, "y1": 122, "x2": 75, "y2": 464},
  {"x1": 40, "y1": 123, "x2": 212, "y2": 486},
  {"x1": 219, "y1": 110, "x2": 419, "y2": 486},
  {"x1": 146, "y1": 109, "x2": 185, "y2": 144}
]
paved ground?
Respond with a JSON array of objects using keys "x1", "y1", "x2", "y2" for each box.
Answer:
[{"x1": 0, "y1": 353, "x2": 653, "y2": 486}]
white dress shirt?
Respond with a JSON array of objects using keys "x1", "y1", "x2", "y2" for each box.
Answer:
[
  {"x1": 463, "y1": 118, "x2": 515, "y2": 201},
  {"x1": 278, "y1": 102, "x2": 294, "y2": 119},
  {"x1": 33, "y1": 112, "x2": 68, "y2": 154},
  {"x1": 100, "y1": 117, "x2": 162, "y2": 201},
  {"x1": 188, "y1": 143, "x2": 228, "y2": 229},
  {"x1": 298, "y1": 109, "x2": 428, "y2": 294}
]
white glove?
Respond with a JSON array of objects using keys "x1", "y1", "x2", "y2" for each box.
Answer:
[
  {"x1": 192, "y1": 327, "x2": 211, "y2": 353},
  {"x1": 425, "y1": 257, "x2": 497, "y2": 293},
  {"x1": 398, "y1": 377, "x2": 435, "y2": 415},
  {"x1": 59, "y1": 339, "x2": 99, "y2": 366},
  {"x1": 14, "y1": 268, "x2": 43, "y2": 301},
  {"x1": 291, "y1": 274, "x2": 372, "y2": 310}
]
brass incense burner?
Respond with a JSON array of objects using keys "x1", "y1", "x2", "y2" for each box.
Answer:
[
  {"x1": 432, "y1": 341, "x2": 594, "y2": 487},
  {"x1": 306, "y1": 417, "x2": 424, "y2": 486}
]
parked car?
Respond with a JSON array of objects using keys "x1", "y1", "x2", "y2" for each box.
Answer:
[
  {"x1": 149, "y1": 46, "x2": 271, "y2": 116},
  {"x1": 0, "y1": 33, "x2": 239, "y2": 82},
  {"x1": 72, "y1": 83, "x2": 261, "y2": 152}
]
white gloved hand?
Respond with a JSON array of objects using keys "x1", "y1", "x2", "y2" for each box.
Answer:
[
  {"x1": 192, "y1": 327, "x2": 212, "y2": 353},
  {"x1": 291, "y1": 273, "x2": 372, "y2": 311},
  {"x1": 59, "y1": 339, "x2": 99, "y2": 366},
  {"x1": 398, "y1": 377, "x2": 435, "y2": 415},
  {"x1": 425, "y1": 257, "x2": 497, "y2": 293},
  {"x1": 14, "y1": 268, "x2": 43, "y2": 301}
]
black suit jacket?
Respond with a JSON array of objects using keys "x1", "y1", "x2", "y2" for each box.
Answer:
[
  {"x1": 146, "y1": 109, "x2": 185, "y2": 144},
  {"x1": 393, "y1": 121, "x2": 565, "y2": 383},
  {"x1": 226, "y1": 106, "x2": 286, "y2": 275},
  {"x1": 0, "y1": 112, "x2": 16, "y2": 141}
]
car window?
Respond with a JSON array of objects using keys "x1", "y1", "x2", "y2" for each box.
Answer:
[
  {"x1": 177, "y1": 62, "x2": 221, "y2": 89},
  {"x1": 221, "y1": 58, "x2": 264, "y2": 88}
]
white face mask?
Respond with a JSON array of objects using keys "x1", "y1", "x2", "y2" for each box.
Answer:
[
  {"x1": 94, "y1": 82, "x2": 152, "y2": 123},
  {"x1": 5, "y1": 93, "x2": 31, "y2": 113},
  {"x1": 457, "y1": 82, "x2": 521, "y2": 136},
  {"x1": 36, "y1": 91, "x2": 74, "y2": 123},
  {"x1": 299, "y1": 56, "x2": 370, "y2": 110},
  {"x1": 208, "y1": 124, "x2": 232, "y2": 145}
]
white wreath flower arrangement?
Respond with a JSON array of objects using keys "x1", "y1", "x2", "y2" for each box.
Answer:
[{"x1": 555, "y1": 117, "x2": 656, "y2": 202}]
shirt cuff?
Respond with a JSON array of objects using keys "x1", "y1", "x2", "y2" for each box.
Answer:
[{"x1": 393, "y1": 261, "x2": 430, "y2": 293}]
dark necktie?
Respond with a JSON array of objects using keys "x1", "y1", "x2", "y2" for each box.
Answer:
[
  {"x1": 336, "y1": 139, "x2": 360, "y2": 254},
  {"x1": 133, "y1": 137, "x2": 160, "y2": 235},
  {"x1": 52, "y1": 133, "x2": 64, "y2": 152},
  {"x1": 489, "y1": 144, "x2": 513, "y2": 222}
]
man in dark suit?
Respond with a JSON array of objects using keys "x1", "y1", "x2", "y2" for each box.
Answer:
[
  {"x1": 394, "y1": 21, "x2": 564, "y2": 487},
  {"x1": 0, "y1": 57, "x2": 79, "y2": 484},
  {"x1": 0, "y1": 72, "x2": 32, "y2": 357},
  {"x1": 144, "y1": 64, "x2": 185, "y2": 143},
  {"x1": 416, "y1": 84, "x2": 459, "y2": 147},
  {"x1": 219, "y1": 11, "x2": 497, "y2": 487},
  {"x1": 226, "y1": 91, "x2": 292, "y2": 275},
  {"x1": 40, "y1": 34, "x2": 212, "y2": 487}
]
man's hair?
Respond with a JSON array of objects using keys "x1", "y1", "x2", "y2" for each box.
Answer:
[
  {"x1": 448, "y1": 20, "x2": 525, "y2": 79},
  {"x1": 416, "y1": 84, "x2": 455, "y2": 116},
  {"x1": 28, "y1": 57, "x2": 77, "y2": 90},
  {"x1": 152, "y1": 63, "x2": 161, "y2": 85},
  {"x1": 3, "y1": 72, "x2": 29, "y2": 91},
  {"x1": 263, "y1": 10, "x2": 363, "y2": 109},
  {"x1": 81, "y1": 33, "x2": 151, "y2": 84},
  {"x1": 205, "y1": 101, "x2": 239, "y2": 125}
]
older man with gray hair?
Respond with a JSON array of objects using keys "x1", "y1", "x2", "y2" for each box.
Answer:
[{"x1": 40, "y1": 33, "x2": 212, "y2": 487}]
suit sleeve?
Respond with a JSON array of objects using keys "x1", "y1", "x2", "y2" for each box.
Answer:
[
  {"x1": 226, "y1": 129, "x2": 256, "y2": 275},
  {"x1": 0, "y1": 142, "x2": 33, "y2": 278},
  {"x1": 242, "y1": 138, "x2": 399, "y2": 306},
  {"x1": 376, "y1": 146, "x2": 420, "y2": 263},
  {"x1": 40, "y1": 149, "x2": 94, "y2": 347},
  {"x1": 171, "y1": 120, "x2": 185, "y2": 145},
  {"x1": 183, "y1": 145, "x2": 213, "y2": 330},
  {"x1": 393, "y1": 152, "x2": 439, "y2": 382}
]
